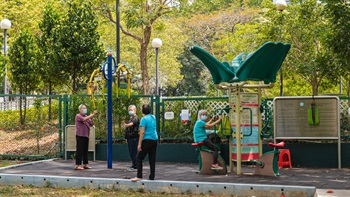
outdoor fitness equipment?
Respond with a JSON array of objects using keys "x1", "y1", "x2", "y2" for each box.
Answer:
[
  {"x1": 251, "y1": 141, "x2": 285, "y2": 177},
  {"x1": 191, "y1": 141, "x2": 228, "y2": 175},
  {"x1": 87, "y1": 55, "x2": 132, "y2": 109},
  {"x1": 191, "y1": 109, "x2": 230, "y2": 175},
  {"x1": 190, "y1": 41, "x2": 291, "y2": 175}
]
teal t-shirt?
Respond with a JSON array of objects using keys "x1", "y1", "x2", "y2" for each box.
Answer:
[
  {"x1": 140, "y1": 114, "x2": 158, "y2": 140},
  {"x1": 193, "y1": 120, "x2": 207, "y2": 143}
]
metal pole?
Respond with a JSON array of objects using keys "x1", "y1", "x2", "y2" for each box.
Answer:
[
  {"x1": 235, "y1": 87, "x2": 242, "y2": 175},
  {"x1": 155, "y1": 48, "x2": 160, "y2": 139},
  {"x1": 107, "y1": 54, "x2": 113, "y2": 169},
  {"x1": 155, "y1": 48, "x2": 159, "y2": 96},
  {"x1": 116, "y1": 0, "x2": 120, "y2": 87},
  {"x1": 279, "y1": 10, "x2": 283, "y2": 97},
  {"x1": 3, "y1": 29, "x2": 7, "y2": 106}
]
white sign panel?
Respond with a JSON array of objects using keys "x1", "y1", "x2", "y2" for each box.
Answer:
[{"x1": 164, "y1": 112, "x2": 174, "y2": 120}]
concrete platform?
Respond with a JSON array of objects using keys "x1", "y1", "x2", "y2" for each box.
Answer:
[{"x1": 0, "y1": 159, "x2": 349, "y2": 196}]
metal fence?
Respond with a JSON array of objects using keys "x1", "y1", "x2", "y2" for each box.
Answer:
[
  {"x1": 160, "y1": 97, "x2": 229, "y2": 140},
  {"x1": 0, "y1": 94, "x2": 349, "y2": 159},
  {"x1": 0, "y1": 94, "x2": 62, "y2": 160}
]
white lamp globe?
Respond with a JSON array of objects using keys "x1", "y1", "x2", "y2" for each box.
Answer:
[
  {"x1": 152, "y1": 38, "x2": 162, "y2": 48},
  {"x1": 0, "y1": 19, "x2": 12, "y2": 30},
  {"x1": 276, "y1": 0, "x2": 287, "y2": 11}
]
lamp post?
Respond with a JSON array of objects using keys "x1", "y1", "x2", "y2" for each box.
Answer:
[
  {"x1": 152, "y1": 38, "x2": 162, "y2": 96},
  {"x1": 276, "y1": 0, "x2": 287, "y2": 96},
  {"x1": 152, "y1": 38, "x2": 162, "y2": 139},
  {"x1": 1, "y1": 19, "x2": 11, "y2": 106}
]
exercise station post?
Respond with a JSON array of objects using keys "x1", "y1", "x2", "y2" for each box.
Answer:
[
  {"x1": 87, "y1": 53, "x2": 132, "y2": 169},
  {"x1": 107, "y1": 54, "x2": 113, "y2": 169}
]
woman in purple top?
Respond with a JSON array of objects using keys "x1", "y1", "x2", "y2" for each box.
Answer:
[{"x1": 75, "y1": 104, "x2": 97, "y2": 170}]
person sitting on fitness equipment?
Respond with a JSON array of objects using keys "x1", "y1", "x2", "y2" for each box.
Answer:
[{"x1": 193, "y1": 110, "x2": 223, "y2": 170}]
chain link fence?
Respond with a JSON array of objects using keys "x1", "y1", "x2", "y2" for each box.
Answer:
[{"x1": 0, "y1": 94, "x2": 61, "y2": 159}]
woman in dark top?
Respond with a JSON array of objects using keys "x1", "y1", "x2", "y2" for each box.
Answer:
[{"x1": 124, "y1": 105, "x2": 140, "y2": 171}]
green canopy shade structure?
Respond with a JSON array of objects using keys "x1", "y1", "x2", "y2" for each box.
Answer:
[{"x1": 190, "y1": 42, "x2": 291, "y2": 84}]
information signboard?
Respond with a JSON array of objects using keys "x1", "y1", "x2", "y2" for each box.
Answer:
[
  {"x1": 274, "y1": 96, "x2": 339, "y2": 139},
  {"x1": 274, "y1": 96, "x2": 341, "y2": 168},
  {"x1": 231, "y1": 93, "x2": 259, "y2": 161}
]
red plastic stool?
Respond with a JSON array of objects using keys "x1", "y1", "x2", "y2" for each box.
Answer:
[{"x1": 278, "y1": 149, "x2": 292, "y2": 168}]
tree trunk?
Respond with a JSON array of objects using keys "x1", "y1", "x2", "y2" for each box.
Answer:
[
  {"x1": 311, "y1": 73, "x2": 318, "y2": 96},
  {"x1": 347, "y1": 75, "x2": 350, "y2": 97},
  {"x1": 140, "y1": 26, "x2": 152, "y2": 95},
  {"x1": 23, "y1": 96, "x2": 27, "y2": 126},
  {"x1": 48, "y1": 81, "x2": 52, "y2": 121},
  {"x1": 72, "y1": 66, "x2": 77, "y2": 94},
  {"x1": 19, "y1": 93, "x2": 23, "y2": 126}
]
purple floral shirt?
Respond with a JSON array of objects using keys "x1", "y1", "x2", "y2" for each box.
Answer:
[{"x1": 75, "y1": 113, "x2": 94, "y2": 138}]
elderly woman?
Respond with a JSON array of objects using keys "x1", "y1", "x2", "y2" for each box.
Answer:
[
  {"x1": 124, "y1": 105, "x2": 140, "y2": 171},
  {"x1": 193, "y1": 110, "x2": 223, "y2": 170},
  {"x1": 75, "y1": 104, "x2": 97, "y2": 170}
]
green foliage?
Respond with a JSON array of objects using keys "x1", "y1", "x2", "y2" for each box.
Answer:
[
  {"x1": 323, "y1": 0, "x2": 350, "y2": 96},
  {"x1": 282, "y1": 0, "x2": 340, "y2": 95},
  {"x1": 70, "y1": 90, "x2": 142, "y2": 140},
  {"x1": 0, "y1": 98, "x2": 59, "y2": 130},
  {"x1": 8, "y1": 30, "x2": 40, "y2": 94},
  {"x1": 37, "y1": 4, "x2": 69, "y2": 95},
  {"x1": 162, "y1": 100, "x2": 197, "y2": 140},
  {"x1": 166, "y1": 46, "x2": 207, "y2": 96},
  {"x1": 176, "y1": 0, "x2": 236, "y2": 16},
  {"x1": 56, "y1": 0, "x2": 105, "y2": 93}
]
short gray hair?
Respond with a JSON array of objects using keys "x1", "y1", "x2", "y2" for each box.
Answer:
[
  {"x1": 197, "y1": 110, "x2": 207, "y2": 120},
  {"x1": 128, "y1": 105, "x2": 136, "y2": 111},
  {"x1": 78, "y1": 104, "x2": 85, "y2": 111}
]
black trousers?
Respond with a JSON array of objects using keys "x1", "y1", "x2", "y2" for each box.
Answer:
[
  {"x1": 127, "y1": 137, "x2": 139, "y2": 169},
  {"x1": 136, "y1": 139, "x2": 158, "y2": 180},
  {"x1": 203, "y1": 138, "x2": 219, "y2": 164},
  {"x1": 76, "y1": 136, "x2": 89, "y2": 165}
]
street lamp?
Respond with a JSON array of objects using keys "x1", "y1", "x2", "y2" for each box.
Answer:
[
  {"x1": 1, "y1": 18, "x2": 11, "y2": 105},
  {"x1": 275, "y1": 0, "x2": 286, "y2": 96},
  {"x1": 152, "y1": 38, "x2": 162, "y2": 96},
  {"x1": 276, "y1": 0, "x2": 287, "y2": 11},
  {"x1": 152, "y1": 38, "x2": 162, "y2": 139}
]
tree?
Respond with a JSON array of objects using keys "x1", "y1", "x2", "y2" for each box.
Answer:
[
  {"x1": 0, "y1": 0, "x2": 54, "y2": 95},
  {"x1": 37, "y1": 4, "x2": 65, "y2": 94},
  {"x1": 165, "y1": 46, "x2": 207, "y2": 96},
  {"x1": 56, "y1": 1, "x2": 105, "y2": 93},
  {"x1": 37, "y1": 4, "x2": 66, "y2": 120},
  {"x1": 8, "y1": 30, "x2": 40, "y2": 125},
  {"x1": 174, "y1": 7, "x2": 256, "y2": 96},
  {"x1": 282, "y1": 0, "x2": 339, "y2": 96},
  {"x1": 323, "y1": 0, "x2": 350, "y2": 96},
  {"x1": 100, "y1": 0, "x2": 172, "y2": 94},
  {"x1": 257, "y1": 0, "x2": 339, "y2": 96}
]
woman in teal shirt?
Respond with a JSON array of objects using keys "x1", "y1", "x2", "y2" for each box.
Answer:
[
  {"x1": 131, "y1": 104, "x2": 158, "y2": 182},
  {"x1": 193, "y1": 110, "x2": 223, "y2": 170}
]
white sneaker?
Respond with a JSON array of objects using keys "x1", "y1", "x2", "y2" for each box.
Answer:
[
  {"x1": 127, "y1": 167, "x2": 137, "y2": 172},
  {"x1": 211, "y1": 165, "x2": 223, "y2": 170}
]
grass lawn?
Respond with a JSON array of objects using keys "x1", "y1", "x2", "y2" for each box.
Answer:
[
  {"x1": 0, "y1": 160, "x2": 22, "y2": 167},
  {"x1": 0, "y1": 185, "x2": 214, "y2": 197}
]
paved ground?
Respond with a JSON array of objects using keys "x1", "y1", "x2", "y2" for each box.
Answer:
[{"x1": 0, "y1": 159, "x2": 349, "y2": 196}]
